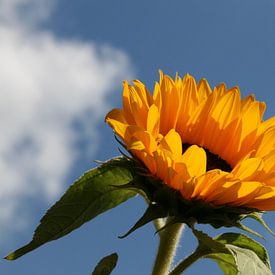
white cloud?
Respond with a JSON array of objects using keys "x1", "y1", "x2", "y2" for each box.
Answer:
[{"x1": 0, "y1": 0, "x2": 133, "y2": 241}]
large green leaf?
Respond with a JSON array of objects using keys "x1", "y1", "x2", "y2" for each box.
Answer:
[
  {"x1": 227, "y1": 245, "x2": 271, "y2": 275},
  {"x1": 91, "y1": 253, "x2": 118, "y2": 275},
  {"x1": 6, "y1": 157, "x2": 137, "y2": 260},
  {"x1": 206, "y1": 253, "x2": 237, "y2": 275},
  {"x1": 191, "y1": 228, "x2": 272, "y2": 275},
  {"x1": 215, "y1": 233, "x2": 271, "y2": 269},
  {"x1": 206, "y1": 233, "x2": 272, "y2": 275}
]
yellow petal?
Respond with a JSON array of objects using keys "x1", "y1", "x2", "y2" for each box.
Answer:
[
  {"x1": 254, "y1": 127, "x2": 275, "y2": 158},
  {"x1": 213, "y1": 88, "x2": 240, "y2": 126},
  {"x1": 153, "y1": 82, "x2": 162, "y2": 110},
  {"x1": 191, "y1": 170, "x2": 228, "y2": 199},
  {"x1": 205, "y1": 89, "x2": 241, "y2": 152},
  {"x1": 159, "y1": 129, "x2": 182, "y2": 157},
  {"x1": 197, "y1": 78, "x2": 211, "y2": 103},
  {"x1": 147, "y1": 104, "x2": 160, "y2": 138},
  {"x1": 181, "y1": 145, "x2": 206, "y2": 177},
  {"x1": 257, "y1": 116, "x2": 275, "y2": 135},
  {"x1": 128, "y1": 86, "x2": 149, "y2": 129},
  {"x1": 180, "y1": 178, "x2": 195, "y2": 200},
  {"x1": 202, "y1": 179, "x2": 238, "y2": 202},
  {"x1": 135, "y1": 151, "x2": 157, "y2": 175},
  {"x1": 239, "y1": 101, "x2": 263, "y2": 142},
  {"x1": 262, "y1": 150, "x2": 275, "y2": 173},
  {"x1": 176, "y1": 74, "x2": 199, "y2": 138},
  {"x1": 214, "y1": 83, "x2": 227, "y2": 97},
  {"x1": 212, "y1": 181, "x2": 263, "y2": 206},
  {"x1": 129, "y1": 131, "x2": 157, "y2": 154},
  {"x1": 132, "y1": 79, "x2": 153, "y2": 107},
  {"x1": 153, "y1": 150, "x2": 172, "y2": 182},
  {"x1": 232, "y1": 158, "x2": 263, "y2": 180},
  {"x1": 246, "y1": 187, "x2": 275, "y2": 210},
  {"x1": 105, "y1": 108, "x2": 126, "y2": 124},
  {"x1": 105, "y1": 118, "x2": 128, "y2": 139},
  {"x1": 170, "y1": 163, "x2": 189, "y2": 190},
  {"x1": 158, "y1": 75, "x2": 182, "y2": 134},
  {"x1": 122, "y1": 81, "x2": 136, "y2": 124},
  {"x1": 241, "y1": 94, "x2": 255, "y2": 111}
]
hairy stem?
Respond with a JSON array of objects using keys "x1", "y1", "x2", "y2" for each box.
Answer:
[
  {"x1": 169, "y1": 249, "x2": 202, "y2": 275},
  {"x1": 151, "y1": 219, "x2": 184, "y2": 275}
]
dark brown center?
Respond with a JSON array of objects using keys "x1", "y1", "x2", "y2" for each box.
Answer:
[{"x1": 182, "y1": 143, "x2": 232, "y2": 172}]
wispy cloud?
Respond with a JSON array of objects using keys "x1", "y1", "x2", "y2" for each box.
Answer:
[{"x1": 0, "y1": 0, "x2": 133, "y2": 241}]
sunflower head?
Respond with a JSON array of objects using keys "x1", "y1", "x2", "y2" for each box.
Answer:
[{"x1": 105, "y1": 71, "x2": 275, "y2": 229}]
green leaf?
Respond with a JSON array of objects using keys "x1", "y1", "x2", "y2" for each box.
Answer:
[
  {"x1": 215, "y1": 233, "x2": 271, "y2": 270},
  {"x1": 91, "y1": 253, "x2": 118, "y2": 275},
  {"x1": 227, "y1": 245, "x2": 272, "y2": 275},
  {"x1": 192, "y1": 228, "x2": 272, "y2": 275},
  {"x1": 206, "y1": 253, "x2": 238, "y2": 275},
  {"x1": 6, "y1": 157, "x2": 137, "y2": 260},
  {"x1": 191, "y1": 228, "x2": 272, "y2": 275}
]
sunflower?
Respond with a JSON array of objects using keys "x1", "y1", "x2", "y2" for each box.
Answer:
[{"x1": 105, "y1": 72, "x2": 275, "y2": 211}]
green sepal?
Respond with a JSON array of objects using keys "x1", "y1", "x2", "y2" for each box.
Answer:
[
  {"x1": 245, "y1": 212, "x2": 275, "y2": 236},
  {"x1": 118, "y1": 203, "x2": 168, "y2": 238},
  {"x1": 91, "y1": 253, "x2": 118, "y2": 275},
  {"x1": 234, "y1": 221, "x2": 264, "y2": 239},
  {"x1": 5, "y1": 157, "x2": 137, "y2": 260}
]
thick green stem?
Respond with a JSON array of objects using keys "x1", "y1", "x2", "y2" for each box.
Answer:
[
  {"x1": 151, "y1": 220, "x2": 184, "y2": 275},
  {"x1": 153, "y1": 218, "x2": 166, "y2": 232},
  {"x1": 169, "y1": 249, "x2": 202, "y2": 275}
]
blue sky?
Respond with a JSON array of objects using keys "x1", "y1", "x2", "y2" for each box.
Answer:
[{"x1": 1, "y1": 0, "x2": 275, "y2": 274}]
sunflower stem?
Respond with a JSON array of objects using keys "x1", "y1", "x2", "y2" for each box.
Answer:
[
  {"x1": 151, "y1": 219, "x2": 184, "y2": 275},
  {"x1": 153, "y1": 218, "x2": 166, "y2": 232},
  {"x1": 168, "y1": 249, "x2": 202, "y2": 275}
]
